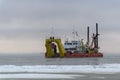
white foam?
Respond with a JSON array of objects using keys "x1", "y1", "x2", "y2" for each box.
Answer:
[
  {"x1": 0, "y1": 64, "x2": 120, "y2": 74},
  {"x1": 0, "y1": 74, "x2": 81, "y2": 79}
]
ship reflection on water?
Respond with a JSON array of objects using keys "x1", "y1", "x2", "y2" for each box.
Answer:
[{"x1": 45, "y1": 58, "x2": 100, "y2": 65}]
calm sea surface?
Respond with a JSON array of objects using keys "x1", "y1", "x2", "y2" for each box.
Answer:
[
  {"x1": 0, "y1": 53, "x2": 119, "y2": 65},
  {"x1": 0, "y1": 53, "x2": 120, "y2": 80}
]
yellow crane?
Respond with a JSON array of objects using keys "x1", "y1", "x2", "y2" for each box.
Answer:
[{"x1": 45, "y1": 37, "x2": 66, "y2": 58}]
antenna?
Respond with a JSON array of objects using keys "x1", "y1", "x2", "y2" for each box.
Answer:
[
  {"x1": 72, "y1": 25, "x2": 75, "y2": 40},
  {"x1": 51, "y1": 27, "x2": 54, "y2": 37}
]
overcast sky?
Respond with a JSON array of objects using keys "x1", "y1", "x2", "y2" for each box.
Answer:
[{"x1": 0, "y1": 0, "x2": 120, "y2": 53}]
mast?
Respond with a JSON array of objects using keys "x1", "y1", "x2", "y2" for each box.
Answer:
[
  {"x1": 96, "y1": 23, "x2": 99, "y2": 48},
  {"x1": 87, "y1": 26, "x2": 90, "y2": 46}
]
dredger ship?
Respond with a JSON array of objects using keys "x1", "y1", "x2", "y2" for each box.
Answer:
[{"x1": 45, "y1": 23, "x2": 103, "y2": 58}]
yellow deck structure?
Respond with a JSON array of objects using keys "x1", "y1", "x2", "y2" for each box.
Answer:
[{"x1": 45, "y1": 37, "x2": 66, "y2": 58}]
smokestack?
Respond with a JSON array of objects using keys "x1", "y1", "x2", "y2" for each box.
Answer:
[{"x1": 87, "y1": 26, "x2": 89, "y2": 45}]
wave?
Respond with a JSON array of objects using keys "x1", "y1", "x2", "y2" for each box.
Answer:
[
  {"x1": 0, "y1": 64, "x2": 120, "y2": 74},
  {"x1": 0, "y1": 74, "x2": 82, "y2": 79}
]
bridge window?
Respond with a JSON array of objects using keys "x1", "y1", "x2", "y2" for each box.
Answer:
[
  {"x1": 68, "y1": 43, "x2": 72, "y2": 45},
  {"x1": 65, "y1": 43, "x2": 72, "y2": 45},
  {"x1": 73, "y1": 43, "x2": 78, "y2": 45}
]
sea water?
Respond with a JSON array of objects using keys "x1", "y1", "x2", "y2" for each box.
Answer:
[{"x1": 0, "y1": 53, "x2": 120, "y2": 80}]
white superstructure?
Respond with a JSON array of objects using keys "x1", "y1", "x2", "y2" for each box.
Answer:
[{"x1": 64, "y1": 40, "x2": 83, "y2": 53}]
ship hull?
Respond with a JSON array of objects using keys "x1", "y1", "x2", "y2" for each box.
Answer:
[
  {"x1": 45, "y1": 53, "x2": 103, "y2": 58},
  {"x1": 65, "y1": 53, "x2": 103, "y2": 58}
]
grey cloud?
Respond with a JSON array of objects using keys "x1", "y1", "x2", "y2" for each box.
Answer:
[
  {"x1": 0, "y1": 0, "x2": 120, "y2": 39},
  {"x1": 0, "y1": 0, "x2": 120, "y2": 53},
  {"x1": 0, "y1": 0, "x2": 81, "y2": 20}
]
